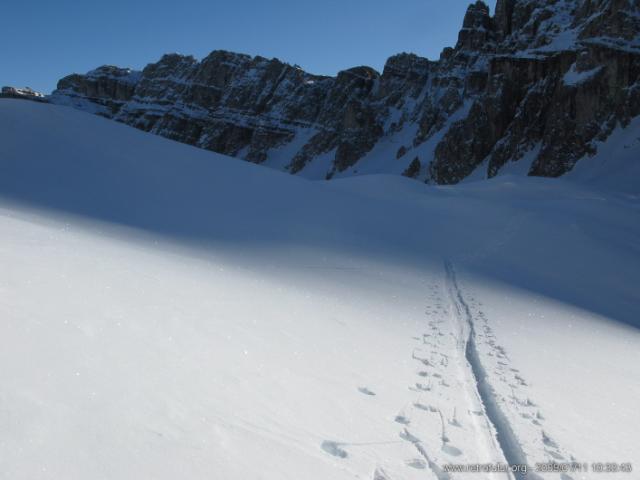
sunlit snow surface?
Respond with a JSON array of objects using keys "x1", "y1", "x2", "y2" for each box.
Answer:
[{"x1": 1, "y1": 100, "x2": 639, "y2": 479}]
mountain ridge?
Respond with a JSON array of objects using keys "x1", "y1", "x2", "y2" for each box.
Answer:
[{"x1": 49, "y1": 0, "x2": 640, "y2": 183}]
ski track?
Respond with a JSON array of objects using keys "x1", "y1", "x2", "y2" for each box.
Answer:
[
  {"x1": 444, "y1": 261, "x2": 575, "y2": 480},
  {"x1": 321, "y1": 261, "x2": 576, "y2": 480},
  {"x1": 445, "y1": 260, "x2": 525, "y2": 480}
]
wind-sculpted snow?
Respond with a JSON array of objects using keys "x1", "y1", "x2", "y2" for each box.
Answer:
[{"x1": 1, "y1": 100, "x2": 639, "y2": 479}]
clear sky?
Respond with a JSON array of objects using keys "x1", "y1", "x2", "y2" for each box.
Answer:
[{"x1": 0, "y1": 0, "x2": 496, "y2": 94}]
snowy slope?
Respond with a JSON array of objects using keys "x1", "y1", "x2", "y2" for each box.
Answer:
[{"x1": 1, "y1": 100, "x2": 639, "y2": 480}]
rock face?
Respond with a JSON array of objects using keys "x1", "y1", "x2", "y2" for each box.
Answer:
[
  {"x1": 1, "y1": 86, "x2": 47, "y2": 102},
  {"x1": 51, "y1": 0, "x2": 640, "y2": 183}
]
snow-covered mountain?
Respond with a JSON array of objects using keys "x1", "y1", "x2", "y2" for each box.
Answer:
[
  {"x1": 1, "y1": 98, "x2": 639, "y2": 479},
  {"x1": 50, "y1": 0, "x2": 640, "y2": 183}
]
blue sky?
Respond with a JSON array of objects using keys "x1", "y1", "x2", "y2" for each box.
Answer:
[{"x1": 0, "y1": 0, "x2": 496, "y2": 94}]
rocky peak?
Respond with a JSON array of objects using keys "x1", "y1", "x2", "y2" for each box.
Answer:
[
  {"x1": 456, "y1": 1, "x2": 496, "y2": 51},
  {"x1": 85, "y1": 65, "x2": 140, "y2": 83},
  {"x1": 49, "y1": 0, "x2": 640, "y2": 185},
  {"x1": 336, "y1": 66, "x2": 379, "y2": 86},
  {"x1": 1, "y1": 86, "x2": 47, "y2": 102},
  {"x1": 55, "y1": 65, "x2": 140, "y2": 113},
  {"x1": 462, "y1": 1, "x2": 492, "y2": 29},
  {"x1": 494, "y1": 0, "x2": 517, "y2": 36},
  {"x1": 379, "y1": 53, "x2": 432, "y2": 102},
  {"x1": 382, "y1": 53, "x2": 430, "y2": 79}
]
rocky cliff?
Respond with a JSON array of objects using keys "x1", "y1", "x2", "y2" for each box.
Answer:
[{"x1": 51, "y1": 0, "x2": 640, "y2": 183}]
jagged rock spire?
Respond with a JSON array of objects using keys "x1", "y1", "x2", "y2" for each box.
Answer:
[
  {"x1": 456, "y1": 1, "x2": 495, "y2": 51},
  {"x1": 494, "y1": 0, "x2": 516, "y2": 37}
]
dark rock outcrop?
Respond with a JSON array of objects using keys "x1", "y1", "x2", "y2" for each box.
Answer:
[
  {"x1": 1, "y1": 86, "x2": 47, "y2": 102},
  {"x1": 402, "y1": 157, "x2": 422, "y2": 178},
  {"x1": 51, "y1": 0, "x2": 640, "y2": 184}
]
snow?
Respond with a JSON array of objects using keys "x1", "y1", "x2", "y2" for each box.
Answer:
[
  {"x1": 516, "y1": 0, "x2": 579, "y2": 55},
  {"x1": 566, "y1": 116, "x2": 640, "y2": 196},
  {"x1": 495, "y1": 144, "x2": 541, "y2": 178},
  {"x1": 463, "y1": 158, "x2": 489, "y2": 183},
  {"x1": 336, "y1": 100, "x2": 475, "y2": 182},
  {"x1": 1, "y1": 99, "x2": 639, "y2": 480},
  {"x1": 297, "y1": 147, "x2": 337, "y2": 180},
  {"x1": 563, "y1": 64, "x2": 603, "y2": 86},
  {"x1": 49, "y1": 91, "x2": 110, "y2": 115},
  {"x1": 262, "y1": 127, "x2": 317, "y2": 172},
  {"x1": 333, "y1": 122, "x2": 421, "y2": 179}
]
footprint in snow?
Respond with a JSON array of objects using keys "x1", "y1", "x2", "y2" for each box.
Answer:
[
  {"x1": 321, "y1": 440, "x2": 348, "y2": 458},
  {"x1": 417, "y1": 358, "x2": 431, "y2": 366},
  {"x1": 414, "y1": 402, "x2": 437, "y2": 412},
  {"x1": 515, "y1": 374, "x2": 527, "y2": 386},
  {"x1": 442, "y1": 444, "x2": 463, "y2": 456},
  {"x1": 547, "y1": 450, "x2": 564, "y2": 461},
  {"x1": 394, "y1": 415, "x2": 410, "y2": 425},
  {"x1": 373, "y1": 467, "x2": 391, "y2": 480},
  {"x1": 358, "y1": 387, "x2": 376, "y2": 396},
  {"x1": 406, "y1": 458, "x2": 427, "y2": 469},
  {"x1": 399, "y1": 428, "x2": 421, "y2": 444}
]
